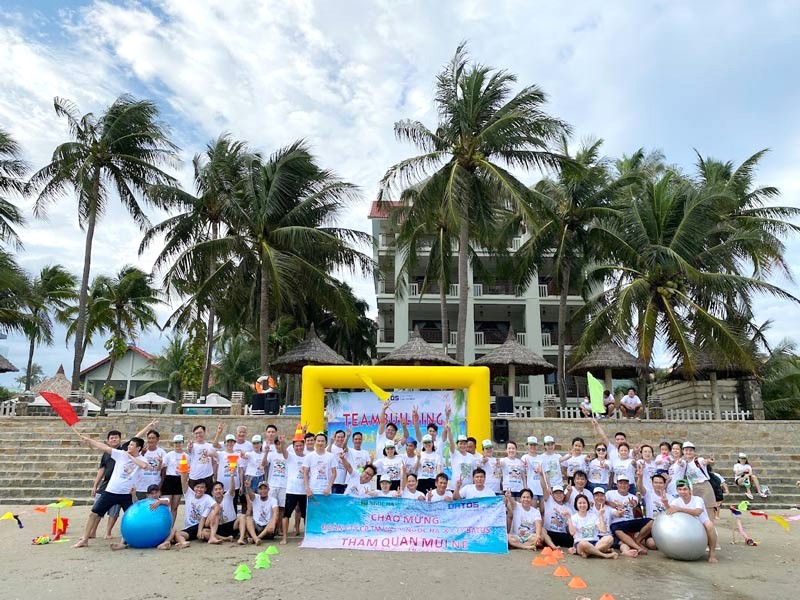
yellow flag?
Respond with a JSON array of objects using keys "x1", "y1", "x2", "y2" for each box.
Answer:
[
  {"x1": 358, "y1": 374, "x2": 391, "y2": 402},
  {"x1": 587, "y1": 372, "x2": 605, "y2": 415}
]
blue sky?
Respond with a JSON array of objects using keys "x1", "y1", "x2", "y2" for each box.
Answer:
[{"x1": 2, "y1": 1, "x2": 800, "y2": 387}]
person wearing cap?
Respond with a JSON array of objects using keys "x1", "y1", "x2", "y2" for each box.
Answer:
[
  {"x1": 499, "y1": 441, "x2": 525, "y2": 497},
  {"x1": 521, "y1": 436, "x2": 543, "y2": 498},
  {"x1": 134, "y1": 429, "x2": 166, "y2": 501},
  {"x1": 588, "y1": 442, "x2": 612, "y2": 493},
  {"x1": 505, "y1": 488, "x2": 543, "y2": 550},
  {"x1": 374, "y1": 474, "x2": 400, "y2": 497},
  {"x1": 245, "y1": 480, "x2": 279, "y2": 544},
  {"x1": 375, "y1": 439, "x2": 404, "y2": 490},
  {"x1": 416, "y1": 434, "x2": 443, "y2": 493},
  {"x1": 733, "y1": 453, "x2": 768, "y2": 499},
  {"x1": 668, "y1": 479, "x2": 718, "y2": 563},
  {"x1": 448, "y1": 433, "x2": 477, "y2": 490},
  {"x1": 280, "y1": 430, "x2": 308, "y2": 544},
  {"x1": 454, "y1": 467, "x2": 495, "y2": 499},
  {"x1": 537, "y1": 462, "x2": 573, "y2": 549},
  {"x1": 161, "y1": 434, "x2": 187, "y2": 524},
  {"x1": 605, "y1": 474, "x2": 652, "y2": 556},
  {"x1": 427, "y1": 473, "x2": 452, "y2": 502},
  {"x1": 681, "y1": 441, "x2": 717, "y2": 514},
  {"x1": 412, "y1": 404, "x2": 450, "y2": 462},
  {"x1": 540, "y1": 435, "x2": 564, "y2": 489},
  {"x1": 478, "y1": 439, "x2": 502, "y2": 495},
  {"x1": 243, "y1": 434, "x2": 266, "y2": 493},
  {"x1": 589, "y1": 487, "x2": 613, "y2": 533}
]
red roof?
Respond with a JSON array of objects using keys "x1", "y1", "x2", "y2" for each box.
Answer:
[
  {"x1": 80, "y1": 345, "x2": 154, "y2": 376},
  {"x1": 368, "y1": 200, "x2": 400, "y2": 219}
]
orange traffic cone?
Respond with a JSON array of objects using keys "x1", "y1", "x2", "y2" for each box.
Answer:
[
  {"x1": 552, "y1": 548, "x2": 565, "y2": 559},
  {"x1": 543, "y1": 555, "x2": 559, "y2": 565},
  {"x1": 531, "y1": 556, "x2": 550, "y2": 566},
  {"x1": 553, "y1": 565, "x2": 571, "y2": 577},
  {"x1": 568, "y1": 577, "x2": 588, "y2": 589},
  {"x1": 541, "y1": 546, "x2": 554, "y2": 556},
  {"x1": 598, "y1": 594, "x2": 617, "y2": 600}
]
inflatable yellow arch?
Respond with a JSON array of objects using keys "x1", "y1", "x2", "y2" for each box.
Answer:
[{"x1": 300, "y1": 365, "x2": 491, "y2": 443}]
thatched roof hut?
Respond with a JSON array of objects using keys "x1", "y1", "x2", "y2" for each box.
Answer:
[
  {"x1": 271, "y1": 324, "x2": 352, "y2": 375},
  {"x1": 377, "y1": 328, "x2": 460, "y2": 366}
]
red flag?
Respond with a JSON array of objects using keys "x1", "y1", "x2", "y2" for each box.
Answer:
[{"x1": 40, "y1": 392, "x2": 80, "y2": 427}]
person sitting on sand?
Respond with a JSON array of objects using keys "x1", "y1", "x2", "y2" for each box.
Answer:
[
  {"x1": 538, "y1": 464, "x2": 573, "y2": 550},
  {"x1": 110, "y1": 484, "x2": 171, "y2": 550},
  {"x1": 205, "y1": 480, "x2": 247, "y2": 545},
  {"x1": 244, "y1": 480, "x2": 279, "y2": 545},
  {"x1": 606, "y1": 475, "x2": 653, "y2": 556},
  {"x1": 157, "y1": 470, "x2": 215, "y2": 550},
  {"x1": 569, "y1": 494, "x2": 618, "y2": 559},
  {"x1": 668, "y1": 479, "x2": 719, "y2": 563},
  {"x1": 505, "y1": 488, "x2": 543, "y2": 550}
]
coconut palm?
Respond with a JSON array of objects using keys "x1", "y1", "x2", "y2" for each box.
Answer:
[
  {"x1": 19, "y1": 265, "x2": 77, "y2": 389},
  {"x1": 137, "y1": 334, "x2": 190, "y2": 402},
  {"x1": 0, "y1": 250, "x2": 27, "y2": 334},
  {"x1": 760, "y1": 339, "x2": 800, "y2": 419},
  {"x1": 0, "y1": 128, "x2": 27, "y2": 247},
  {"x1": 379, "y1": 43, "x2": 569, "y2": 363},
  {"x1": 214, "y1": 332, "x2": 260, "y2": 397},
  {"x1": 29, "y1": 95, "x2": 178, "y2": 389},
  {"x1": 143, "y1": 134, "x2": 248, "y2": 396}
]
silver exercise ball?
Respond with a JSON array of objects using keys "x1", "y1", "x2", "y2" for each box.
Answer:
[{"x1": 652, "y1": 512, "x2": 707, "y2": 561}]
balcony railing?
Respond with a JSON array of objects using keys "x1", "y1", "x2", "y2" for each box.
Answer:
[
  {"x1": 542, "y1": 332, "x2": 551, "y2": 347},
  {"x1": 538, "y1": 284, "x2": 549, "y2": 297},
  {"x1": 544, "y1": 383, "x2": 555, "y2": 396},
  {"x1": 516, "y1": 332, "x2": 527, "y2": 345},
  {"x1": 449, "y1": 284, "x2": 458, "y2": 296},
  {"x1": 379, "y1": 233, "x2": 394, "y2": 249},
  {"x1": 409, "y1": 282, "x2": 419, "y2": 295},
  {"x1": 475, "y1": 331, "x2": 485, "y2": 346},
  {"x1": 518, "y1": 383, "x2": 529, "y2": 398},
  {"x1": 378, "y1": 328, "x2": 395, "y2": 343},
  {"x1": 509, "y1": 237, "x2": 522, "y2": 251},
  {"x1": 449, "y1": 331, "x2": 458, "y2": 346},
  {"x1": 473, "y1": 283, "x2": 483, "y2": 297}
]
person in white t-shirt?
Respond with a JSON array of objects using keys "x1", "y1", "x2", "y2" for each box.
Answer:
[
  {"x1": 416, "y1": 434, "x2": 444, "y2": 493},
  {"x1": 374, "y1": 440, "x2": 404, "y2": 490},
  {"x1": 280, "y1": 436, "x2": 308, "y2": 545},
  {"x1": 588, "y1": 442, "x2": 612, "y2": 492},
  {"x1": 479, "y1": 440, "x2": 503, "y2": 495},
  {"x1": 328, "y1": 429, "x2": 350, "y2": 494},
  {"x1": 161, "y1": 434, "x2": 186, "y2": 524},
  {"x1": 448, "y1": 434, "x2": 477, "y2": 489},
  {"x1": 560, "y1": 436, "x2": 590, "y2": 481},
  {"x1": 579, "y1": 395, "x2": 593, "y2": 418},
  {"x1": 639, "y1": 472, "x2": 669, "y2": 521},
  {"x1": 244, "y1": 435, "x2": 266, "y2": 491},
  {"x1": 733, "y1": 453, "x2": 768, "y2": 499},
  {"x1": 233, "y1": 425, "x2": 254, "y2": 454},
  {"x1": 426, "y1": 473, "x2": 452, "y2": 502},
  {"x1": 158, "y1": 469, "x2": 216, "y2": 549},
  {"x1": 620, "y1": 387, "x2": 643, "y2": 419},
  {"x1": 505, "y1": 488, "x2": 542, "y2": 549},
  {"x1": 454, "y1": 467, "x2": 495, "y2": 499},
  {"x1": 499, "y1": 441, "x2": 525, "y2": 496},
  {"x1": 245, "y1": 481, "x2": 279, "y2": 544},
  {"x1": 264, "y1": 435, "x2": 288, "y2": 536},
  {"x1": 303, "y1": 433, "x2": 336, "y2": 497},
  {"x1": 376, "y1": 402, "x2": 408, "y2": 453},
  {"x1": 216, "y1": 435, "x2": 245, "y2": 502},
  {"x1": 135, "y1": 429, "x2": 166, "y2": 500},
  {"x1": 538, "y1": 464, "x2": 573, "y2": 550},
  {"x1": 73, "y1": 433, "x2": 149, "y2": 549},
  {"x1": 637, "y1": 444, "x2": 659, "y2": 495},
  {"x1": 565, "y1": 470, "x2": 592, "y2": 514},
  {"x1": 521, "y1": 437, "x2": 543, "y2": 498},
  {"x1": 569, "y1": 494, "x2": 617, "y2": 558},
  {"x1": 401, "y1": 473, "x2": 426, "y2": 500},
  {"x1": 539, "y1": 435, "x2": 563, "y2": 488},
  {"x1": 206, "y1": 480, "x2": 247, "y2": 545},
  {"x1": 667, "y1": 479, "x2": 718, "y2": 563},
  {"x1": 605, "y1": 475, "x2": 651, "y2": 556},
  {"x1": 666, "y1": 441, "x2": 685, "y2": 499},
  {"x1": 611, "y1": 442, "x2": 637, "y2": 495},
  {"x1": 343, "y1": 463, "x2": 377, "y2": 497},
  {"x1": 591, "y1": 419, "x2": 631, "y2": 463},
  {"x1": 187, "y1": 424, "x2": 217, "y2": 495},
  {"x1": 400, "y1": 438, "x2": 419, "y2": 481}
]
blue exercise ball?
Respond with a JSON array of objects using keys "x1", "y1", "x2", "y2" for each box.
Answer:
[
  {"x1": 651, "y1": 512, "x2": 708, "y2": 561},
  {"x1": 120, "y1": 499, "x2": 172, "y2": 548}
]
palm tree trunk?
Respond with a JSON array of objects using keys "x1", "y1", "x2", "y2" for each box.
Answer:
[
  {"x1": 201, "y1": 221, "x2": 219, "y2": 396},
  {"x1": 440, "y1": 279, "x2": 449, "y2": 353},
  {"x1": 71, "y1": 201, "x2": 98, "y2": 390},
  {"x1": 25, "y1": 336, "x2": 35, "y2": 391},
  {"x1": 259, "y1": 261, "x2": 271, "y2": 374},
  {"x1": 99, "y1": 348, "x2": 119, "y2": 416},
  {"x1": 557, "y1": 263, "x2": 571, "y2": 408},
  {"x1": 456, "y1": 217, "x2": 469, "y2": 364}
]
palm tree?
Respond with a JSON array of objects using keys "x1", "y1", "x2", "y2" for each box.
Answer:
[
  {"x1": 760, "y1": 339, "x2": 800, "y2": 419},
  {"x1": 0, "y1": 250, "x2": 27, "y2": 334},
  {"x1": 14, "y1": 362, "x2": 43, "y2": 389},
  {"x1": 512, "y1": 138, "x2": 624, "y2": 405},
  {"x1": 0, "y1": 128, "x2": 27, "y2": 247},
  {"x1": 20, "y1": 265, "x2": 77, "y2": 389},
  {"x1": 143, "y1": 134, "x2": 248, "y2": 396},
  {"x1": 89, "y1": 266, "x2": 161, "y2": 413},
  {"x1": 214, "y1": 332, "x2": 260, "y2": 397},
  {"x1": 29, "y1": 95, "x2": 178, "y2": 389},
  {"x1": 192, "y1": 142, "x2": 372, "y2": 373},
  {"x1": 138, "y1": 334, "x2": 190, "y2": 402},
  {"x1": 579, "y1": 169, "x2": 799, "y2": 376},
  {"x1": 379, "y1": 43, "x2": 569, "y2": 363}
]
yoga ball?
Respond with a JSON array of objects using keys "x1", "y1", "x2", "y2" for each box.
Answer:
[
  {"x1": 120, "y1": 499, "x2": 172, "y2": 548},
  {"x1": 652, "y1": 512, "x2": 707, "y2": 561}
]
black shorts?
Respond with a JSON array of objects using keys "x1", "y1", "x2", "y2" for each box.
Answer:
[
  {"x1": 417, "y1": 479, "x2": 436, "y2": 494},
  {"x1": 92, "y1": 491, "x2": 133, "y2": 517},
  {"x1": 253, "y1": 522, "x2": 276, "y2": 539},
  {"x1": 389, "y1": 480, "x2": 401, "y2": 491},
  {"x1": 284, "y1": 493, "x2": 307, "y2": 520},
  {"x1": 546, "y1": 530, "x2": 574, "y2": 548},
  {"x1": 181, "y1": 524, "x2": 200, "y2": 540},
  {"x1": 331, "y1": 484, "x2": 347, "y2": 495},
  {"x1": 217, "y1": 521, "x2": 238, "y2": 537},
  {"x1": 162, "y1": 475, "x2": 183, "y2": 496},
  {"x1": 611, "y1": 518, "x2": 652, "y2": 534}
]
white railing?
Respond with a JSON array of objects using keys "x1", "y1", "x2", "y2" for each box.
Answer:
[
  {"x1": 378, "y1": 280, "x2": 388, "y2": 294},
  {"x1": 722, "y1": 410, "x2": 752, "y2": 421},
  {"x1": 379, "y1": 233, "x2": 393, "y2": 249},
  {"x1": 539, "y1": 284, "x2": 549, "y2": 297},
  {"x1": 518, "y1": 383, "x2": 529, "y2": 398},
  {"x1": 449, "y1": 331, "x2": 458, "y2": 346},
  {"x1": 541, "y1": 332, "x2": 552, "y2": 347},
  {"x1": 516, "y1": 332, "x2": 527, "y2": 345},
  {"x1": 509, "y1": 237, "x2": 522, "y2": 251},
  {"x1": 494, "y1": 405, "x2": 752, "y2": 421},
  {"x1": 0, "y1": 400, "x2": 15, "y2": 416},
  {"x1": 474, "y1": 331, "x2": 485, "y2": 346},
  {"x1": 409, "y1": 283, "x2": 420, "y2": 295},
  {"x1": 449, "y1": 284, "x2": 458, "y2": 296},
  {"x1": 544, "y1": 383, "x2": 555, "y2": 396},
  {"x1": 663, "y1": 408, "x2": 714, "y2": 421},
  {"x1": 514, "y1": 404, "x2": 544, "y2": 418},
  {"x1": 473, "y1": 284, "x2": 483, "y2": 297},
  {"x1": 558, "y1": 407, "x2": 583, "y2": 419}
]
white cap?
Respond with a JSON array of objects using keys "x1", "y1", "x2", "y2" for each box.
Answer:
[
  {"x1": 682, "y1": 441, "x2": 695, "y2": 449},
  {"x1": 252, "y1": 435, "x2": 263, "y2": 443},
  {"x1": 225, "y1": 434, "x2": 236, "y2": 442},
  {"x1": 481, "y1": 439, "x2": 493, "y2": 448},
  {"x1": 543, "y1": 435, "x2": 555, "y2": 444},
  {"x1": 456, "y1": 435, "x2": 468, "y2": 442},
  {"x1": 593, "y1": 487, "x2": 606, "y2": 495},
  {"x1": 616, "y1": 474, "x2": 630, "y2": 482},
  {"x1": 422, "y1": 434, "x2": 433, "y2": 443},
  {"x1": 380, "y1": 475, "x2": 391, "y2": 483},
  {"x1": 526, "y1": 436, "x2": 539, "y2": 445},
  {"x1": 384, "y1": 440, "x2": 395, "y2": 448},
  {"x1": 551, "y1": 485, "x2": 565, "y2": 493},
  {"x1": 738, "y1": 452, "x2": 747, "y2": 459},
  {"x1": 172, "y1": 434, "x2": 184, "y2": 443}
]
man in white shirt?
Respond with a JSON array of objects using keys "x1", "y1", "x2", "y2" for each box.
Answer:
[
  {"x1": 328, "y1": 429, "x2": 350, "y2": 494},
  {"x1": 303, "y1": 433, "x2": 336, "y2": 497},
  {"x1": 135, "y1": 429, "x2": 166, "y2": 500},
  {"x1": 620, "y1": 388, "x2": 643, "y2": 419},
  {"x1": 187, "y1": 424, "x2": 217, "y2": 495},
  {"x1": 158, "y1": 469, "x2": 216, "y2": 549},
  {"x1": 454, "y1": 467, "x2": 496, "y2": 499},
  {"x1": 605, "y1": 475, "x2": 652, "y2": 556},
  {"x1": 668, "y1": 479, "x2": 718, "y2": 563},
  {"x1": 245, "y1": 481, "x2": 279, "y2": 544},
  {"x1": 344, "y1": 463, "x2": 377, "y2": 497}
]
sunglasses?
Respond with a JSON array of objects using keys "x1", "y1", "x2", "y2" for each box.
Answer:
[{"x1": 596, "y1": 447, "x2": 607, "y2": 451}]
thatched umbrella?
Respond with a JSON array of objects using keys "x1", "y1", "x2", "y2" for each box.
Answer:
[
  {"x1": 568, "y1": 341, "x2": 644, "y2": 393},
  {"x1": 377, "y1": 327, "x2": 460, "y2": 366},
  {"x1": 271, "y1": 324, "x2": 352, "y2": 375},
  {"x1": 471, "y1": 328, "x2": 555, "y2": 395},
  {"x1": 0, "y1": 355, "x2": 18, "y2": 373},
  {"x1": 669, "y1": 349, "x2": 754, "y2": 419}
]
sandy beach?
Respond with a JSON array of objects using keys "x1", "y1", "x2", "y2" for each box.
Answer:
[{"x1": 0, "y1": 503, "x2": 797, "y2": 600}]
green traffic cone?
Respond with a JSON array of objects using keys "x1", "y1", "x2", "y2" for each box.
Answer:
[
  {"x1": 265, "y1": 545, "x2": 279, "y2": 555},
  {"x1": 255, "y1": 555, "x2": 271, "y2": 570},
  {"x1": 234, "y1": 564, "x2": 252, "y2": 581}
]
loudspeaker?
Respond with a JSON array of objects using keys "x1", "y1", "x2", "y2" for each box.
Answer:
[
  {"x1": 265, "y1": 392, "x2": 280, "y2": 415},
  {"x1": 251, "y1": 392, "x2": 266, "y2": 413},
  {"x1": 495, "y1": 395, "x2": 514, "y2": 414},
  {"x1": 493, "y1": 418, "x2": 509, "y2": 444}
]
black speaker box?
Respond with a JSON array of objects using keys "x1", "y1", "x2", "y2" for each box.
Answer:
[
  {"x1": 493, "y1": 418, "x2": 509, "y2": 444},
  {"x1": 495, "y1": 395, "x2": 514, "y2": 414}
]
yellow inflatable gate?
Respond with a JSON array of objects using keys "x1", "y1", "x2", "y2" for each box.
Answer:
[{"x1": 300, "y1": 365, "x2": 491, "y2": 443}]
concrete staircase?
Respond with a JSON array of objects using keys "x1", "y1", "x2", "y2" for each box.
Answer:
[{"x1": 0, "y1": 417, "x2": 799, "y2": 508}]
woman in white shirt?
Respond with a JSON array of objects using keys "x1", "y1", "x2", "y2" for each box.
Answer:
[
  {"x1": 611, "y1": 442, "x2": 637, "y2": 495},
  {"x1": 588, "y1": 443, "x2": 612, "y2": 493},
  {"x1": 374, "y1": 441, "x2": 404, "y2": 490},
  {"x1": 568, "y1": 494, "x2": 617, "y2": 558},
  {"x1": 733, "y1": 453, "x2": 768, "y2": 499}
]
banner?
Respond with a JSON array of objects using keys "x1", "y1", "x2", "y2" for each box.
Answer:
[{"x1": 302, "y1": 495, "x2": 508, "y2": 554}]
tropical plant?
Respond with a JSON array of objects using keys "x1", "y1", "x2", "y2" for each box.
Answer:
[
  {"x1": 138, "y1": 334, "x2": 190, "y2": 402},
  {"x1": 0, "y1": 128, "x2": 27, "y2": 247},
  {"x1": 213, "y1": 332, "x2": 260, "y2": 397},
  {"x1": 760, "y1": 339, "x2": 800, "y2": 419},
  {"x1": 19, "y1": 265, "x2": 77, "y2": 389},
  {"x1": 30, "y1": 95, "x2": 178, "y2": 389},
  {"x1": 379, "y1": 43, "x2": 569, "y2": 363},
  {"x1": 310, "y1": 284, "x2": 377, "y2": 365},
  {"x1": 0, "y1": 250, "x2": 27, "y2": 334},
  {"x1": 14, "y1": 362, "x2": 43, "y2": 389}
]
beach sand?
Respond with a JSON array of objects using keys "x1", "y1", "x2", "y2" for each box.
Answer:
[{"x1": 1, "y1": 505, "x2": 797, "y2": 600}]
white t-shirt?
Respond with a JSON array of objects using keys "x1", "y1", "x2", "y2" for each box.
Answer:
[
  {"x1": 654, "y1": 453, "x2": 672, "y2": 473},
  {"x1": 400, "y1": 452, "x2": 419, "y2": 476},
  {"x1": 234, "y1": 440, "x2": 254, "y2": 454},
  {"x1": 522, "y1": 454, "x2": 543, "y2": 495},
  {"x1": 566, "y1": 488, "x2": 592, "y2": 515},
  {"x1": 590, "y1": 505, "x2": 613, "y2": 531},
  {"x1": 667, "y1": 459, "x2": 686, "y2": 497},
  {"x1": 346, "y1": 478, "x2": 374, "y2": 497},
  {"x1": 500, "y1": 457, "x2": 525, "y2": 493},
  {"x1": 375, "y1": 455, "x2": 404, "y2": 482},
  {"x1": 266, "y1": 450, "x2": 288, "y2": 488},
  {"x1": 251, "y1": 494, "x2": 278, "y2": 527},
  {"x1": 481, "y1": 456, "x2": 502, "y2": 493},
  {"x1": 428, "y1": 489, "x2": 452, "y2": 503},
  {"x1": 285, "y1": 452, "x2": 306, "y2": 495},
  {"x1": 417, "y1": 451, "x2": 443, "y2": 481},
  {"x1": 457, "y1": 484, "x2": 495, "y2": 499},
  {"x1": 621, "y1": 394, "x2": 642, "y2": 409},
  {"x1": 183, "y1": 492, "x2": 215, "y2": 528},
  {"x1": 639, "y1": 459, "x2": 659, "y2": 493},
  {"x1": 245, "y1": 449, "x2": 265, "y2": 478},
  {"x1": 330, "y1": 445, "x2": 349, "y2": 485},
  {"x1": 644, "y1": 489, "x2": 668, "y2": 519},
  {"x1": 588, "y1": 458, "x2": 611, "y2": 485},
  {"x1": 376, "y1": 432, "x2": 399, "y2": 453},
  {"x1": 348, "y1": 448, "x2": 371, "y2": 473},
  {"x1": 669, "y1": 494, "x2": 710, "y2": 524},
  {"x1": 215, "y1": 450, "x2": 242, "y2": 490},
  {"x1": 571, "y1": 512, "x2": 600, "y2": 542},
  {"x1": 451, "y1": 451, "x2": 476, "y2": 486},
  {"x1": 611, "y1": 457, "x2": 635, "y2": 485},
  {"x1": 135, "y1": 446, "x2": 166, "y2": 492},
  {"x1": 733, "y1": 463, "x2": 752, "y2": 480},
  {"x1": 218, "y1": 493, "x2": 237, "y2": 523},
  {"x1": 401, "y1": 488, "x2": 425, "y2": 500},
  {"x1": 685, "y1": 458, "x2": 710, "y2": 485},
  {"x1": 563, "y1": 454, "x2": 590, "y2": 479},
  {"x1": 303, "y1": 451, "x2": 336, "y2": 494},
  {"x1": 188, "y1": 442, "x2": 216, "y2": 479},
  {"x1": 540, "y1": 453, "x2": 563, "y2": 488},
  {"x1": 105, "y1": 448, "x2": 143, "y2": 495},
  {"x1": 543, "y1": 496, "x2": 570, "y2": 533},
  {"x1": 579, "y1": 398, "x2": 592, "y2": 413},
  {"x1": 605, "y1": 490, "x2": 637, "y2": 524},
  {"x1": 511, "y1": 503, "x2": 541, "y2": 540},
  {"x1": 163, "y1": 450, "x2": 182, "y2": 477}
]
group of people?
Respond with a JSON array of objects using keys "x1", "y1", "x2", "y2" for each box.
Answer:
[
  {"x1": 70, "y1": 412, "x2": 769, "y2": 562},
  {"x1": 579, "y1": 387, "x2": 645, "y2": 419}
]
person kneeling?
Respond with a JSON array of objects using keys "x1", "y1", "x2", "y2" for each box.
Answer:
[
  {"x1": 668, "y1": 479, "x2": 718, "y2": 563},
  {"x1": 246, "y1": 480, "x2": 279, "y2": 545}
]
